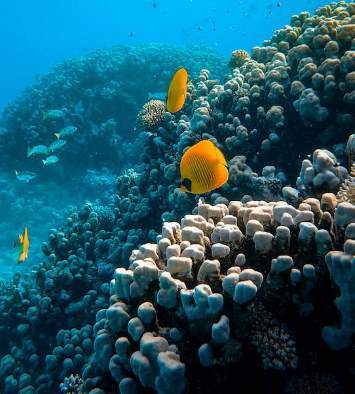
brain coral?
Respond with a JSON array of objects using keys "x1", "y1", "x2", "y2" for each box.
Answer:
[{"x1": 137, "y1": 100, "x2": 166, "y2": 132}]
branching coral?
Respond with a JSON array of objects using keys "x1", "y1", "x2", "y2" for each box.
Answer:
[
  {"x1": 251, "y1": 305, "x2": 298, "y2": 371},
  {"x1": 79, "y1": 192, "x2": 353, "y2": 393},
  {"x1": 60, "y1": 374, "x2": 84, "y2": 394}
]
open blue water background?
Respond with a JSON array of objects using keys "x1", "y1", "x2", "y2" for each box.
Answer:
[{"x1": 0, "y1": 0, "x2": 331, "y2": 114}]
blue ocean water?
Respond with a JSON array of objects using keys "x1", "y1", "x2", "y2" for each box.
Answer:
[
  {"x1": 0, "y1": 0, "x2": 353, "y2": 392},
  {"x1": 0, "y1": 0, "x2": 330, "y2": 113}
]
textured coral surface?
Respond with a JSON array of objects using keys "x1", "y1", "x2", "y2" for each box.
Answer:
[{"x1": 0, "y1": 2, "x2": 354, "y2": 394}]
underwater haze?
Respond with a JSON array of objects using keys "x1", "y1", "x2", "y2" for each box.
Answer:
[
  {"x1": 0, "y1": 0, "x2": 354, "y2": 393},
  {"x1": 0, "y1": 0, "x2": 331, "y2": 113}
]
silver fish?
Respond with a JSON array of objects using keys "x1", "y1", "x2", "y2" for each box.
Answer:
[
  {"x1": 27, "y1": 145, "x2": 50, "y2": 158},
  {"x1": 50, "y1": 139, "x2": 67, "y2": 152},
  {"x1": 42, "y1": 109, "x2": 65, "y2": 121},
  {"x1": 42, "y1": 155, "x2": 59, "y2": 166},
  {"x1": 15, "y1": 171, "x2": 37, "y2": 183},
  {"x1": 54, "y1": 126, "x2": 78, "y2": 139}
]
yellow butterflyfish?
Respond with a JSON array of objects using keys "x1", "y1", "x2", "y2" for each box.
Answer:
[
  {"x1": 167, "y1": 67, "x2": 188, "y2": 113},
  {"x1": 17, "y1": 227, "x2": 30, "y2": 264},
  {"x1": 180, "y1": 140, "x2": 228, "y2": 194}
]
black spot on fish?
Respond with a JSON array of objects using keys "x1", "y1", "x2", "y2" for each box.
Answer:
[{"x1": 181, "y1": 178, "x2": 192, "y2": 192}]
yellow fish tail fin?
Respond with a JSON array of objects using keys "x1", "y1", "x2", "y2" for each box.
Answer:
[{"x1": 54, "y1": 133, "x2": 60, "y2": 139}]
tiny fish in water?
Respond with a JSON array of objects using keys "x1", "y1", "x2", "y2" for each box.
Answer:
[
  {"x1": 15, "y1": 170, "x2": 37, "y2": 183},
  {"x1": 42, "y1": 155, "x2": 59, "y2": 166},
  {"x1": 180, "y1": 140, "x2": 228, "y2": 194},
  {"x1": 17, "y1": 227, "x2": 30, "y2": 264},
  {"x1": 50, "y1": 139, "x2": 67, "y2": 152},
  {"x1": 54, "y1": 126, "x2": 77, "y2": 139},
  {"x1": 42, "y1": 109, "x2": 65, "y2": 121},
  {"x1": 167, "y1": 68, "x2": 188, "y2": 113},
  {"x1": 27, "y1": 145, "x2": 50, "y2": 158}
]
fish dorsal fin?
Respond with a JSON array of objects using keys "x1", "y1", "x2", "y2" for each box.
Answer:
[
  {"x1": 24, "y1": 227, "x2": 28, "y2": 238},
  {"x1": 214, "y1": 163, "x2": 229, "y2": 189},
  {"x1": 211, "y1": 142, "x2": 227, "y2": 167},
  {"x1": 195, "y1": 140, "x2": 227, "y2": 166}
]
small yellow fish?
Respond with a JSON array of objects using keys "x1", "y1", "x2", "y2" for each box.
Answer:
[
  {"x1": 167, "y1": 68, "x2": 188, "y2": 113},
  {"x1": 180, "y1": 140, "x2": 228, "y2": 194},
  {"x1": 17, "y1": 227, "x2": 30, "y2": 263}
]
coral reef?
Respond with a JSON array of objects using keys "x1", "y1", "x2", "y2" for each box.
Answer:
[
  {"x1": 0, "y1": 2, "x2": 354, "y2": 394},
  {"x1": 229, "y1": 49, "x2": 250, "y2": 68},
  {"x1": 2, "y1": 185, "x2": 353, "y2": 392},
  {"x1": 106, "y1": 1, "x2": 354, "y2": 237},
  {"x1": 60, "y1": 374, "x2": 84, "y2": 394},
  {"x1": 137, "y1": 100, "x2": 166, "y2": 132},
  {"x1": 0, "y1": 44, "x2": 225, "y2": 177},
  {"x1": 80, "y1": 193, "x2": 353, "y2": 393},
  {"x1": 337, "y1": 162, "x2": 355, "y2": 203}
]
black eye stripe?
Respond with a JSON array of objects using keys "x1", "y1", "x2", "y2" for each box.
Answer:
[{"x1": 182, "y1": 178, "x2": 192, "y2": 191}]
